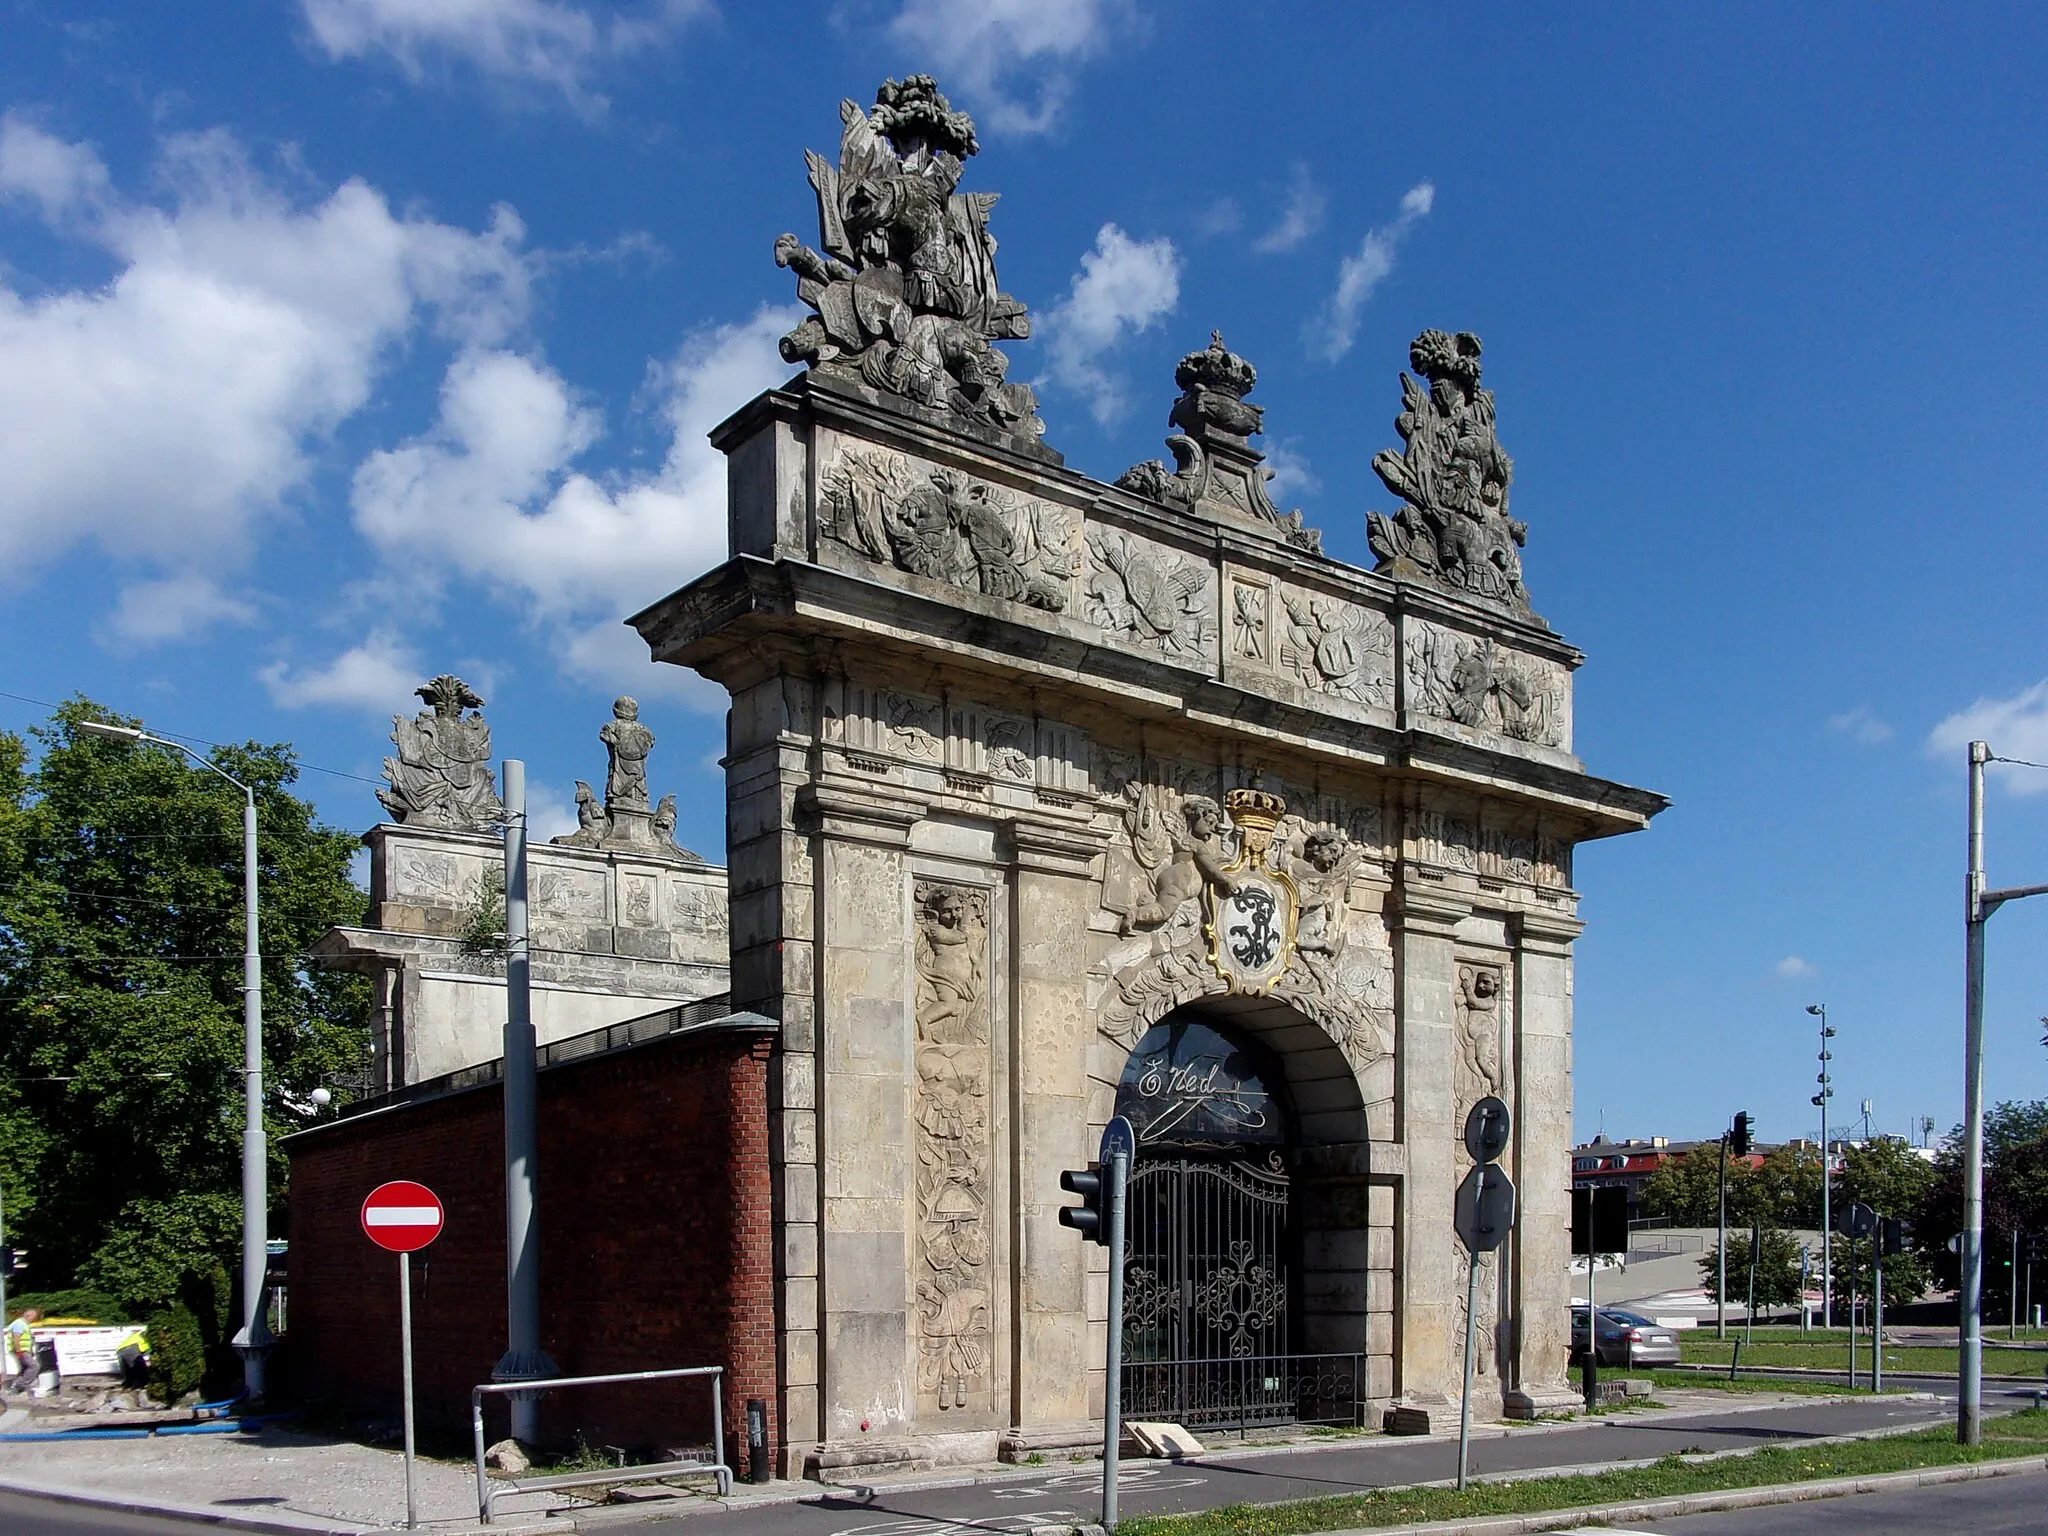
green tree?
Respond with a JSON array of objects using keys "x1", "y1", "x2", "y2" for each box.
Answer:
[
  {"x1": 1916, "y1": 1101, "x2": 2048, "y2": 1309},
  {"x1": 1641, "y1": 1146, "x2": 1756, "y2": 1227},
  {"x1": 1699, "y1": 1226, "x2": 1805, "y2": 1307},
  {"x1": 1750, "y1": 1144, "x2": 1826, "y2": 1230},
  {"x1": 0, "y1": 700, "x2": 368, "y2": 1310}
]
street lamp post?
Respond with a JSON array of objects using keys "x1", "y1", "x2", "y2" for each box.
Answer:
[
  {"x1": 1807, "y1": 1003, "x2": 1832, "y2": 1331},
  {"x1": 1959, "y1": 739, "x2": 2048, "y2": 1444},
  {"x1": 78, "y1": 720, "x2": 271, "y2": 1398}
]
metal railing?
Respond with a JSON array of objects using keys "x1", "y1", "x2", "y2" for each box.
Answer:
[
  {"x1": 470, "y1": 1365, "x2": 732, "y2": 1523},
  {"x1": 1122, "y1": 1351, "x2": 1365, "y2": 1436}
]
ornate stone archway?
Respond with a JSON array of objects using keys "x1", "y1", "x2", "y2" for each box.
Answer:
[{"x1": 630, "y1": 74, "x2": 1665, "y2": 1475}]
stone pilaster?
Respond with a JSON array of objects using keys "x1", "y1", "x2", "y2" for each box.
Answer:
[
  {"x1": 1504, "y1": 906, "x2": 1584, "y2": 1418},
  {"x1": 1389, "y1": 868, "x2": 1474, "y2": 1408},
  {"x1": 802, "y1": 785, "x2": 924, "y2": 1458},
  {"x1": 1000, "y1": 817, "x2": 1101, "y2": 1447}
]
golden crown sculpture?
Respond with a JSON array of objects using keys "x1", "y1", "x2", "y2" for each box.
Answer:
[{"x1": 1225, "y1": 781, "x2": 1287, "y2": 860}]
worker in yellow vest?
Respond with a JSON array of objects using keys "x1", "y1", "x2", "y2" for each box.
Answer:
[
  {"x1": 116, "y1": 1323, "x2": 150, "y2": 1390},
  {"x1": 3, "y1": 1309, "x2": 39, "y2": 1393}
]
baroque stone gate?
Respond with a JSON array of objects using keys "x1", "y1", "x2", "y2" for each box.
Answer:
[{"x1": 630, "y1": 76, "x2": 1665, "y2": 1475}]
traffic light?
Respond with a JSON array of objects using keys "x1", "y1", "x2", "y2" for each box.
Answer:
[
  {"x1": 1880, "y1": 1218, "x2": 1906, "y2": 1257},
  {"x1": 0, "y1": 1247, "x2": 23, "y2": 1278},
  {"x1": 1730, "y1": 1112, "x2": 1753, "y2": 1159},
  {"x1": 1058, "y1": 1167, "x2": 1106, "y2": 1245}
]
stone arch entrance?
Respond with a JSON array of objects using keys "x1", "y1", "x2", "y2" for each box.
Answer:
[{"x1": 1109, "y1": 999, "x2": 1379, "y2": 1428}]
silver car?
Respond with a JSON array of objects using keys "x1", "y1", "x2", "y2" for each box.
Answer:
[{"x1": 1571, "y1": 1307, "x2": 1681, "y2": 1368}]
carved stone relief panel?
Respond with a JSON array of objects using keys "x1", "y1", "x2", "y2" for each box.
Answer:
[
  {"x1": 945, "y1": 702, "x2": 1034, "y2": 785},
  {"x1": 1226, "y1": 575, "x2": 1271, "y2": 664},
  {"x1": 1278, "y1": 589, "x2": 1394, "y2": 709},
  {"x1": 666, "y1": 877, "x2": 730, "y2": 940},
  {"x1": 1407, "y1": 808, "x2": 1478, "y2": 873},
  {"x1": 828, "y1": 682, "x2": 946, "y2": 771},
  {"x1": 1405, "y1": 621, "x2": 1569, "y2": 749},
  {"x1": 1084, "y1": 529, "x2": 1217, "y2": 662},
  {"x1": 531, "y1": 865, "x2": 609, "y2": 921},
  {"x1": 1453, "y1": 961, "x2": 1509, "y2": 1379},
  {"x1": 390, "y1": 846, "x2": 464, "y2": 903},
  {"x1": 819, "y1": 445, "x2": 1079, "y2": 612},
  {"x1": 619, "y1": 871, "x2": 658, "y2": 927},
  {"x1": 1476, "y1": 823, "x2": 1537, "y2": 885},
  {"x1": 912, "y1": 881, "x2": 993, "y2": 1412}
]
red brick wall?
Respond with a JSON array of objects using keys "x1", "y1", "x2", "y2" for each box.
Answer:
[{"x1": 286, "y1": 1024, "x2": 779, "y2": 1463}]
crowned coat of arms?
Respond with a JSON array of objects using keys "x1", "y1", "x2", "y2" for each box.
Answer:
[{"x1": 1206, "y1": 785, "x2": 1299, "y2": 994}]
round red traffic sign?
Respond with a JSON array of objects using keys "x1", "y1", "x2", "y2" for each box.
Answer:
[{"x1": 361, "y1": 1181, "x2": 444, "y2": 1253}]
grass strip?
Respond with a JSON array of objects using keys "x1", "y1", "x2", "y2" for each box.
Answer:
[
  {"x1": 1680, "y1": 1339, "x2": 2044, "y2": 1376},
  {"x1": 1628, "y1": 1367, "x2": 1907, "y2": 1397},
  {"x1": 1116, "y1": 1408, "x2": 2048, "y2": 1536}
]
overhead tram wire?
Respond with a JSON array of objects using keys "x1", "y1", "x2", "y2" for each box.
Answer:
[{"x1": 0, "y1": 687, "x2": 386, "y2": 788}]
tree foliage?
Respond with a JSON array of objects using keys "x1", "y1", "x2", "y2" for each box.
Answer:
[
  {"x1": 1699, "y1": 1225, "x2": 1805, "y2": 1307},
  {"x1": 0, "y1": 700, "x2": 368, "y2": 1309}
]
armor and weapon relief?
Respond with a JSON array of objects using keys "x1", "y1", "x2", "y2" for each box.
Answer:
[
  {"x1": 818, "y1": 445, "x2": 1078, "y2": 612},
  {"x1": 912, "y1": 881, "x2": 994, "y2": 1412},
  {"x1": 775, "y1": 76, "x2": 1044, "y2": 448},
  {"x1": 1405, "y1": 623, "x2": 1569, "y2": 750},
  {"x1": 378, "y1": 674, "x2": 502, "y2": 831},
  {"x1": 1091, "y1": 769, "x2": 1393, "y2": 1066}
]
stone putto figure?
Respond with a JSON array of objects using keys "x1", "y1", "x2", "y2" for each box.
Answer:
[
  {"x1": 599, "y1": 696, "x2": 654, "y2": 814},
  {"x1": 1366, "y1": 329, "x2": 1533, "y2": 614},
  {"x1": 378, "y1": 675, "x2": 503, "y2": 831},
  {"x1": 774, "y1": 75, "x2": 1045, "y2": 448}
]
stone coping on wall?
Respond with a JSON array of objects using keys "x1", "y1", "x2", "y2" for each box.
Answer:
[{"x1": 285, "y1": 997, "x2": 770, "y2": 1139}]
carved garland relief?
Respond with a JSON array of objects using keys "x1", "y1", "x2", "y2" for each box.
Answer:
[{"x1": 912, "y1": 881, "x2": 993, "y2": 1411}]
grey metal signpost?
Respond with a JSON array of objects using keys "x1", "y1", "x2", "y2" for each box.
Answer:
[
  {"x1": 363, "y1": 1181, "x2": 444, "y2": 1530},
  {"x1": 1100, "y1": 1114, "x2": 1134, "y2": 1530},
  {"x1": 1455, "y1": 1097, "x2": 1514, "y2": 1492}
]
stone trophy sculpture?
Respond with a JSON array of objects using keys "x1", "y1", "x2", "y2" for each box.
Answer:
[
  {"x1": 377, "y1": 675, "x2": 502, "y2": 831},
  {"x1": 1366, "y1": 330, "x2": 1534, "y2": 615},
  {"x1": 773, "y1": 74, "x2": 1047, "y2": 455},
  {"x1": 550, "y1": 697, "x2": 700, "y2": 862}
]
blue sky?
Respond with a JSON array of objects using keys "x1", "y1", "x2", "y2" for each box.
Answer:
[{"x1": 3, "y1": 2, "x2": 2045, "y2": 1147}]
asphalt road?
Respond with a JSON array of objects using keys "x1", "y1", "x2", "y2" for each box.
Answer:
[
  {"x1": 1605, "y1": 1461, "x2": 2048, "y2": 1533},
  {"x1": 1, "y1": 1387, "x2": 2032, "y2": 1536},
  {"x1": 626, "y1": 1391, "x2": 1964, "y2": 1536}
]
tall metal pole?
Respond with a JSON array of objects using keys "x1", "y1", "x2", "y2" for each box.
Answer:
[
  {"x1": 495, "y1": 761, "x2": 550, "y2": 1441},
  {"x1": 233, "y1": 787, "x2": 271, "y2": 1398},
  {"x1": 1813, "y1": 1004, "x2": 1832, "y2": 1332},
  {"x1": 401, "y1": 1250, "x2": 419, "y2": 1530},
  {"x1": 1961, "y1": 740, "x2": 1988, "y2": 1444},
  {"x1": 78, "y1": 724, "x2": 272, "y2": 1398},
  {"x1": 1716, "y1": 1133, "x2": 1728, "y2": 1339},
  {"x1": 1101, "y1": 1147, "x2": 1128, "y2": 1530}
]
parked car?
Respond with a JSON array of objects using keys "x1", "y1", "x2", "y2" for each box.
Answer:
[{"x1": 1571, "y1": 1307, "x2": 1681, "y2": 1368}]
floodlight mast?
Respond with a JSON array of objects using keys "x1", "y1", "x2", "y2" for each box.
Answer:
[{"x1": 1807, "y1": 1003, "x2": 1831, "y2": 1331}]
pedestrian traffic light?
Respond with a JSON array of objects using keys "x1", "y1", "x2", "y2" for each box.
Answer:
[
  {"x1": 1058, "y1": 1167, "x2": 1105, "y2": 1245},
  {"x1": 1730, "y1": 1112, "x2": 1753, "y2": 1159}
]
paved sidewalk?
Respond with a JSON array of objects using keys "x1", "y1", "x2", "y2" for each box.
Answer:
[{"x1": 0, "y1": 1388, "x2": 1974, "y2": 1534}]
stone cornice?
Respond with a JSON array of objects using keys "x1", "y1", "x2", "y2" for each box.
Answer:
[
  {"x1": 999, "y1": 817, "x2": 1102, "y2": 878},
  {"x1": 1512, "y1": 908, "x2": 1587, "y2": 953},
  {"x1": 1390, "y1": 869, "x2": 1476, "y2": 933},
  {"x1": 796, "y1": 782, "x2": 926, "y2": 847}
]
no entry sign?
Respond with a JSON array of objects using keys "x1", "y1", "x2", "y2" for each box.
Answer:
[{"x1": 361, "y1": 1181, "x2": 444, "y2": 1253}]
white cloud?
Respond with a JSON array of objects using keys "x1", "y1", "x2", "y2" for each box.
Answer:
[
  {"x1": 102, "y1": 576, "x2": 257, "y2": 644},
  {"x1": 0, "y1": 117, "x2": 531, "y2": 639},
  {"x1": 301, "y1": 0, "x2": 706, "y2": 107},
  {"x1": 890, "y1": 0, "x2": 1118, "y2": 135},
  {"x1": 347, "y1": 306, "x2": 796, "y2": 704},
  {"x1": 1263, "y1": 440, "x2": 1319, "y2": 504},
  {"x1": 526, "y1": 777, "x2": 581, "y2": 843},
  {"x1": 1930, "y1": 680, "x2": 2048, "y2": 795},
  {"x1": 1309, "y1": 180, "x2": 1435, "y2": 363},
  {"x1": 1828, "y1": 705, "x2": 1894, "y2": 745},
  {"x1": 1037, "y1": 223, "x2": 1180, "y2": 425},
  {"x1": 1774, "y1": 955, "x2": 1817, "y2": 980},
  {"x1": 260, "y1": 631, "x2": 423, "y2": 712},
  {"x1": 1253, "y1": 163, "x2": 1326, "y2": 254}
]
